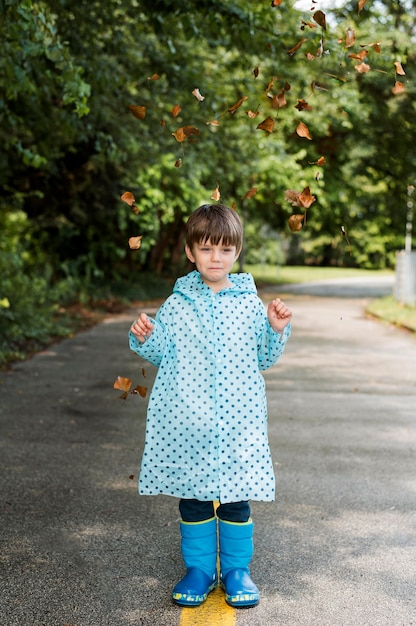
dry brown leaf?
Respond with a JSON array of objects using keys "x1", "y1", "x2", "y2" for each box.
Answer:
[
  {"x1": 246, "y1": 110, "x2": 260, "y2": 119},
  {"x1": 257, "y1": 116, "x2": 275, "y2": 134},
  {"x1": 128, "y1": 236, "x2": 143, "y2": 250},
  {"x1": 271, "y1": 0, "x2": 283, "y2": 5},
  {"x1": 192, "y1": 88, "x2": 205, "y2": 102},
  {"x1": 132, "y1": 385, "x2": 147, "y2": 398},
  {"x1": 295, "y1": 99, "x2": 312, "y2": 111},
  {"x1": 114, "y1": 376, "x2": 132, "y2": 392},
  {"x1": 211, "y1": 186, "x2": 221, "y2": 201},
  {"x1": 358, "y1": 0, "x2": 367, "y2": 13},
  {"x1": 392, "y1": 81, "x2": 405, "y2": 95},
  {"x1": 301, "y1": 20, "x2": 316, "y2": 30},
  {"x1": 345, "y1": 28, "x2": 355, "y2": 48},
  {"x1": 394, "y1": 61, "x2": 405, "y2": 76},
  {"x1": 206, "y1": 119, "x2": 220, "y2": 126},
  {"x1": 285, "y1": 186, "x2": 316, "y2": 209},
  {"x1": 121, "y1": 191, "x2": 139, "y2": 215},
  {"x1": 269, "y1": 88, "x2": 287, "y2": 109},
  {"x1": 228, "y1": 96, "x2": 248, "y2": 113},
  {"x1": 174, "y1": 158, "x2": 182, "y2": 168},
  {"x1": 354, "y1": 62, "x2": 371, "y2": 74},
  {"x1": 287, "y1": 38, "x2": 308, "y2": 55},
  {"x1": 348, "y1": 50, "x2": 368, "y2": 61},
  {"x1": 288, "y1": 214, "x2": 305, "y2": 232},
  {"x1": 147, "y1": 73, "x2": 160, "y2": 81},
  {"x1": 298, "y1": 186, "x2": 316, "y2": 208},
  {"x1": 128, "y1": 105, "x2": 146, "y2": 120},
  {"x1": 296, "y1": 121, "x2": 312, "y2": 140},
  {"x1": 172, "y1": 126, "x2": 200, "y2": 143},
  {"x1": 253, "y1": 66, "x2": 260, "y2": 78},
  {"x1": 171, "y1": 104, "x2": 181, "y2": 118},
  {"x1": 313, "y1": 10, "x2": 327, "y2": 29},
  {"x1": 243, "y1": 187, "x2": 258, "y2": 200}
]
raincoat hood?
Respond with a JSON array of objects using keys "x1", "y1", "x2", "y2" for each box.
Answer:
[{"x1": 173, "y1": 270, "x2": 257, "y2": 299}]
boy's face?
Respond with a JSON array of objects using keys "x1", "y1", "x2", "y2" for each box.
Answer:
[{"x1": 185, "y1": 239, "x2": 240, "y2": 292}]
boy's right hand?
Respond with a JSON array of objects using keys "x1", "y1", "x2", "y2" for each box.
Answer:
[{"x1": 130, "y1": 313, "x2": 154, "y2": 343}]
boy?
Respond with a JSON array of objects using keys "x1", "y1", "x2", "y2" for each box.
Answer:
[{"x1": 129, "y1": 203, "x2": 292, "y2": 607}]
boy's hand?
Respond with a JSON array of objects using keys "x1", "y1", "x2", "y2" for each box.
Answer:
[
  {"x1": 267, "y1": 298, "x2": 292, "y2": 333},
  {"x1": 130, "y1": 313, "x2": 154, "y2": 343}
]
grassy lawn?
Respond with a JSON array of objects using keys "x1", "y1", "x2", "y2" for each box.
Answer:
[
  {"x1": 245, "y1": 264, "x2": 416, "y2": 334},
  {"x1": 244, "y1": 263, "x2": 394, "y2": 285}
]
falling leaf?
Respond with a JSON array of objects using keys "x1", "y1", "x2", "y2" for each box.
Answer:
[
  {"x1": 113, "y1": 376, "x2": 132, "y2": 400},
  {"x1": 228, "y1": 96, "x2": 248, "y2": 114},
  {"x1": 296, "y1": 121, "x2": 312, "y2": 140},
  {"x1": 231, "y1": 201, "x2": 238, "y2": 211},
  {"x1": 121, "y1": 191, "x2": 136, "y2": 206},
  {"x1": 121, "y1": 191, "x2": 139, "y2": 215},
  {"x1": 132, "y1": 385, "x2": 147, "y2": 398},
  {"x1": 246, "y1": 107, "x2": 260, "y2": 119},
  {"x1": 253, "y1": 66, "x2": 260, "y2": 78},
  {"x1": 301, "y1": 20, "x2": 316, "y2": 30},
  {"x1": 128, "y1": 105, "x2": 146, "y2": 120},
  {"x1": 265, "y1": 78, "x2": 275, "y2": 93},
  {"x1": 313, "y1": 10, "x2": 327, "y2": 29},
  {"x1": 348, "y1": 50, "x2": 368, "y2": 61},
  {"x1": 174, "y1": 158, "x2": 182, "y2": 168},
  {"x1": 257, "y1": 116, "x2": 275, "y2": 134},
  {"x1": 269, "y1": 88, "x2": 287, "y2": 109},
  {"x1": 211, "y1": 185, "x2": 221, "y2": 201},
  {"x1": 172, "y1": 126, "x2": 200, "y2": 142},
  {"x1": 394, "y1": 61, "x2": 405, "y2": 76},
  {"x1": 206, "y1": 119, "x2": 220, "y2": 126},
  {"x1": 392, "y1": 81, "x2": 405, "y2": 95},
  {"x1": 358, "y1": 0, "x2": 367, "y2": 13},
  {"x1": 311, "y1": 81, "x2": 328, "y2": 92},
  {"x1": 345, "y1": 28, "x2": 355, "y2": 48},
  {"x1": 285, "y1": 186, "x2": 316, "y2": 208},
  {"x1": 298, "y1": 186, "x2": 316, "y2": 208},
  {"x1": 340, "y1": 225, "x2": 352, "y2": 255},
  {"x1": 295, "y1": 99, "x2": 312, "y2": 111},
  {"x1": 171, "y1": 104, "x2": 181, "y2": 117},
  {"x1": 271, "y1": 0, "x2": 283, "y2": 5},
  {"x1": 354, "y1": 62, "x2": 370, "y2": 74},
  {"x1": 192, "y1": 88, "x2": 205, "y2": 102},
  {"x1": 309, "y1": 156, "x2": 326, "y2": 166},
  {"x1": 147, "y1": 73, "x2": 160, "y2": 81},
  {"x1": 243, "y1": 187, "x2": 258, "y2": 200},
  {"x1": 128, "y1": 236, "x2": 143, "y2": 250},
  {"x1": 288, "y1": 214, "x2": 305, "y2": 232},
  {"x1": 287, "y1": 38, "x2": 308, "y2": 55}
]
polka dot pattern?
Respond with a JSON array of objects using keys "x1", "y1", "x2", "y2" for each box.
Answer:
[{"x1": 129, "y1": 270, "x2": 291, "y2": 503}]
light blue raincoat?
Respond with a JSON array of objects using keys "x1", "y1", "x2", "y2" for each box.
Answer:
[{"x1": 129, "y1": 270, "x2": 291, "y2": 503}]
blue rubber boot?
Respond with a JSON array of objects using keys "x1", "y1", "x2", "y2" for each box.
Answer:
[
  {"x1": 172, "y1": 517, "x2": 218, "y2": 606},
  {"x1": 219, "y1": 518, "x2": 260, "y2": 608}
]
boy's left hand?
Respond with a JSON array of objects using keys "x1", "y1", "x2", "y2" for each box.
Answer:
[{"x1": 267, "y1": 298, "x2": 292, "y2": 333}]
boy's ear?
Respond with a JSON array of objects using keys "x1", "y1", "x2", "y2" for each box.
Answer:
[{"x1": 185, "y1": 244, "x2": 195, "y2": 263}]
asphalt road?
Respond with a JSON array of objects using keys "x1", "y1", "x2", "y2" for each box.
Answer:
[{"x1": 1, "y1": 276, "x2": 415, "y2": 626}]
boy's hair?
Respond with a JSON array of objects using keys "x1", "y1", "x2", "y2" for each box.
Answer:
[{"x1": 185, "y1": 204, "x2": 243, "y2": 251}]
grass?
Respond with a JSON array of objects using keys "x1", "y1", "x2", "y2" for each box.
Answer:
[
  {"x1": 366, "y1": 296, "x2": 416, "y2": 333},
  {"x1": 244, "y1": 264, "x2": 394, "y2": 286},
  {"x1": 245, "y1": 264, "x2": 416, "y2": 334}
]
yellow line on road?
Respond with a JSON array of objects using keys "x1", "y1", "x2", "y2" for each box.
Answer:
[{"x1": 179, "y1": 586, "x2": 236, "y2": 626}]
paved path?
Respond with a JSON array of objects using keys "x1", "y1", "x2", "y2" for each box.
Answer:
[{"x1": 1, "y1": 278, "x2": 415, "y2": 626}]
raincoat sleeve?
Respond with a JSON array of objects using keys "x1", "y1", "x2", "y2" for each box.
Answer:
[
  {"x1": 256, "y1": 299, "x2": 291, "y2": 370},
  {"x1": 129, "y1": 317, "x2": 167, "y2": 367}
]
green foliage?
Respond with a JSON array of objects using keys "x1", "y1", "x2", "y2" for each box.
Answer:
[{"x1": 0, "y1": 0, "x2": 415, "y2": 363}]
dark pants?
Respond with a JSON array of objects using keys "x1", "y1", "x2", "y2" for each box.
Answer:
[{"x1": 179, "y1": 499, "x2": 250, "y2": 523}]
